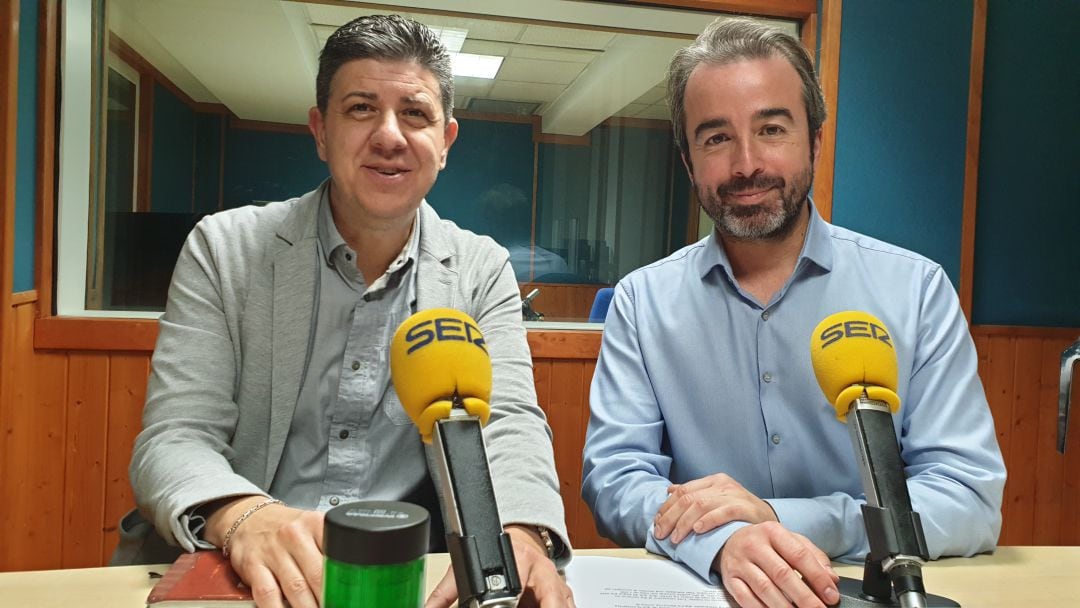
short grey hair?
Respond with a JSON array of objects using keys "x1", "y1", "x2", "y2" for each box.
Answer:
[
  {"x1": 667, "y1": 17, "x2": 826, "y2": 157},
  {"x1": 317, "y1": 14, "x2": 454, "y2": 122}
]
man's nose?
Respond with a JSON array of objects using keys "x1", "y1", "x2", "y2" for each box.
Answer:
[
  {"x1": 731, "y1": 138, "x2": 764, "y2": 178},
  {"x1": 371, "y1": 113, "x2": 407, "y2": 152}
]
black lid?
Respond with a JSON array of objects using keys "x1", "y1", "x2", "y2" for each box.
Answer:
[{"x1": 324, "y1": 501, "x2": 430, "y2": 566}]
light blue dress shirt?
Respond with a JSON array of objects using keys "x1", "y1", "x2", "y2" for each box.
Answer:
[{"x1": 582, "y1": 203, "x2": 1005, "y2": 583}]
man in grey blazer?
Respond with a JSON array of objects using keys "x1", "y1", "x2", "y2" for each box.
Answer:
[{"x1": 114, "y1": 14, "x2": 573, "y2": 608}]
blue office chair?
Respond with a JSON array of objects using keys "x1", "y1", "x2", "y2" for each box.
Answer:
[{"x1": 588, "y1": 287, "x2": 615, "y2": 323}]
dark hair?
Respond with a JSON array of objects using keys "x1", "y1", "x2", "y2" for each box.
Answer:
[
  {"x1": 316, "y1": 14, "x2": 454, "y2": 121},
  {"x1": 667, "y1": 17, "x2": 825, "y2": 157}
]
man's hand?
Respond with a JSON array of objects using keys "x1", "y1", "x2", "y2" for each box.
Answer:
[
  {"x1": 716, "y1": 522, "x2": 839, "y2": 608},
  {"x1": 653, "y1": 473, "x2": 777, "y2": 543},
  {"x1": 205, "y1": 496, "x2": 326, "y2": 608},
  {"x1": 425, "y1": 525, "x2": 575, "y2": 608}
]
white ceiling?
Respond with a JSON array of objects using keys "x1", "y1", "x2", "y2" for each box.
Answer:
[{"x1": 108, "y1": 0, "x2": 797, "y2": 135}]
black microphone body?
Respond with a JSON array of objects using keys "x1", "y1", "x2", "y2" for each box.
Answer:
[
  {"x1": 845, "y1": 395, "x2": 933, "y2": 608},
  {"x1": 430, "y1": 406, "x2": 521, "y2": 608}
]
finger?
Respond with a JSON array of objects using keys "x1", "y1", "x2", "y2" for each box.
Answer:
[
  {"x1": 724, "y1": 576, "x2": 767, "y2": 608},
  {"x1": 424, "y1": 567, "x2": 458, "y2": 608},
  {"x1": 677, "y1": 473, "x2": 734, "y2": 494},
  {"x1": 277, "y1": 518, "x2": 325, "y2": 603},
  {"x1": 760, "y1": 535, "x2": 833, "y2": 604},
  {"x1": 245, "y1": 564, "x2": 286, "y2": 608},
  {"x1": 692, "y1": 503, "x2": 743, "y2": 535},
  {"x1": 774, "y1": 533, "x2": 839, "y2": 605},
  {"x1": 655, "y1": 487, "x2": 703, "y2": 540},
  {"x1": 730, "y1": 565, "x2": 790, "y2": 608},
  {"x1": 266, "y1": 553, "x2": 319, "y2": 608}
]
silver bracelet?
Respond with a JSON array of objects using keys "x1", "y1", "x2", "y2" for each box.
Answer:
[{"x1": 221, "y1": 498, "x2": 283, "y2": 558}]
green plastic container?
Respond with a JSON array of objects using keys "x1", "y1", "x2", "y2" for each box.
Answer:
[{"x1": 323, "y1": 501, "x2": 430, "y2": 608}]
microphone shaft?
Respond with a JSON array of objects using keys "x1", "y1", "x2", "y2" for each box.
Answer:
[
  {"x1": 848, "y1": 397, "x2": 929, "y2": 604},
  {"x1": 431, "y1": 412, "x2": 521, "y2": 607}
]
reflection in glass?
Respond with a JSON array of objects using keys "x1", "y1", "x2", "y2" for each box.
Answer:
[{"x1": 72, "y1": 1, "x2": 795, "y2": 321}]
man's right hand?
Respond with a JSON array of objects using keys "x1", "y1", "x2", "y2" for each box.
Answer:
[
  {"x1": 714, "y1": 522, "x2": 839, "y2": 608},
  {"x1": 205, "y1": 496, "x2": 326, "y2": 608}
]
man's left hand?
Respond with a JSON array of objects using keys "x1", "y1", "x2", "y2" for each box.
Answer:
[
  {"x1": 425, "y1": 525, "x2": 575, "y2": 608},
  {"x1": 653, "y1": 473, "x2": 777, "y2": 544}
]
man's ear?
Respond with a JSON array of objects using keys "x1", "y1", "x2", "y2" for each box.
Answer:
[
  {"x1": 308, "y1": 106, "x2": 328, "y2": 162},
  {"x1": 439, "y1": 117, "x2": 459, "y2": 170}
]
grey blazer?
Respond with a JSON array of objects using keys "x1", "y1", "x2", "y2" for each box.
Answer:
[{"x1": 113, "y1": 186, "x2": 568, "y2": 565}]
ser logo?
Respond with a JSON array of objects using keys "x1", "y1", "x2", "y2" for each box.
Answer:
[
  {"x1": 819, "y1": 320, "x2": 892, "y2": 349},
  {"x1": 404, "y1": 317, "x2": 487, "y2": 355}
]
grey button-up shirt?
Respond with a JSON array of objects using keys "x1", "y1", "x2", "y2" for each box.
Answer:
[{"x1": 269, "y1": 192, "x2": 429, "y2": 513}]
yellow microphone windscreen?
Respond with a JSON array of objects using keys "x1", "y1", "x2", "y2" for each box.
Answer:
[
  {"x1": 390, "y1": 308, "x2": 493, "y2": 443},
  {"x1": 810, "y1": 311, "x2": 900, "y2": 421}
]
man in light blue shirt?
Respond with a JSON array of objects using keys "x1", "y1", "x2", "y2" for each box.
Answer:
[{"x1": 582, "y1": 17, "x2": 1005, "y2": 608}]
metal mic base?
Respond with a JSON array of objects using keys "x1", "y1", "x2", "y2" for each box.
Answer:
[{"x1": 836, "y1": 576, "x2": 959, "y2": 607}]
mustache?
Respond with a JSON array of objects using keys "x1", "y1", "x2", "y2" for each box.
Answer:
[{"x1": 716, "y1": 174, "x2": 785, "y2": 198}]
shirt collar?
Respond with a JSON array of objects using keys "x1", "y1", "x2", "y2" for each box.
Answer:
[
  {"x1": 316, "y1": 187, "x2": 421, "y2": 284},
  {"x1": 697, "y1": 197, "x2": 834, "y2": 281}
]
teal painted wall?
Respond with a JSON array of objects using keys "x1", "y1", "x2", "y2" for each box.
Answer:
[
  {"x1": 192, "y1": 113, "x2": 223, "y2": 215},
  {"x1": 971, "y1": 0, "x2": 1079, "y2": 327},
  {"x1": 150, "y1": 83, "x2": 196, "y2": 213},
  {"x1": 830, "y1": 0, "x2": 973, "y2": 286},
  {"x1": 13, "y1": 0, "x2": 39, "y2": 293},
  {"x1": 222, "y1": 127, "x2": 327, "y2": 206}
]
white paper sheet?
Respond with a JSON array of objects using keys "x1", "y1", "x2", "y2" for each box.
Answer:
[{"x1": 564, "y1": 556, "x2": 737, "y2": 608}]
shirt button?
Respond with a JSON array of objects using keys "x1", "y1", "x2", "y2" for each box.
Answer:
[
  {"x1": 762, "y1": 372, "x2": 772, "y2": 382},
  {"x1": 771, "y1": 434, "x2": 782, "y2": 445},
  {"x1": 329, "y1": 496, "x2": 340, "y2": 506},
  {"x1": 345, "y1": 253, "x2": 353, "y2": 261},
  {"x1": 351, "y1": 361, "x2": 360, "y2": 371},
  {"x1": 339, "y1": 429, "x2": 349, "y2": 440},
  {"x1": 762, "y1": 310, "x2": 771, "y2": 320}
]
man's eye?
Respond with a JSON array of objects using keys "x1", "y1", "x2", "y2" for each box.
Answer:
[
  {"x1": 705, "y1": 133, "x2": 730, "y2": 145},
  {"x1": 762, "y1": 125, "x2": 785, "y2": 136},
  {"x1": 349, "y1": 103, "x2": 372, "y2": 113},
  {"x1": 404, "y1": 109, "x2": 431, "y2": 120}
]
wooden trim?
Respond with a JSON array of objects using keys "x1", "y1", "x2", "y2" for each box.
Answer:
[
  {"x1": 959, "y1": 0, "x2": 987, "y2": 321},
  {"x1": 601, "y1": 116, "x2": 671, "y2": 131},
  {"x1": 229, "y1": 116, "x2": 310, "y2": 135},
  {"x1": 1, "y1": 0, "x2": 18, "y2": 306},
  {"x1": 623, "y1": 0, "x2": 815, "y2": 20},
  {"x1": 454, "y1": 110, "x2": 536, "y2": 125},
  {"x1": 800, "y1": 11, "x2": 818, "y2": 64},
  {"x1": 533, "y1": 121, "x2": 592, "y2": 147},
  {"x1": 135, "y1": 71, "x2": 153, "y2": 212},
  {"x1": 191, "y1": 101, "x2": 229, "y2": 115},
  {"x1": 35, "y1": 0, "x2": 58, "y2": 317},
  {"x1": 813, "y1": 0, "x2": 841, "y2": 223},
  {"x1": 34, "y1": 317, "x2": 159, "y2": 351},
  {"x1": 295, "y1": 0, "x2": 699, "y2": 39},
  {"x1": 11, "y1": 290, "x2": 38, "y2": 306},
  {"x1": 972, "y1": 325, "x2": 1080, "y2": 340},
  {"x1": 527, "y1": 330, "x2": 602, "y2": 360}
]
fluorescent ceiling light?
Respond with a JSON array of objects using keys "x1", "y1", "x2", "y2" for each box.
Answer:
[{"x1": 451, "y1": 53, "x2": 503, "y2": 79}]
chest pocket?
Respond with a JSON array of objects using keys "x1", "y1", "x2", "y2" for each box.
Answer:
[{"x1": 383, "y1": 388, "x2": 415, "y2": 426}]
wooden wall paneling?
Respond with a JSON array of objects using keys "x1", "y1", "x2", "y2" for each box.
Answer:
[
  {"x1": 101, "y1": 353, "x2": 150, "y2": 563},
  {"x1": 0, "y1": 302, "x2": 68, "y2": 571},
  {"x1": 533, "y1": 359, "x2": 552, "y2": 418},
  {"x1": 983, "y1": 335, "x2": 1015, "y2": 543},
  {"x1": 1032, "y1": 338, "x2": 1066, "y2": 545},
  {"x1": 546, "y1": 360, "x2": 586, "y2": 544},
  {"x1": 519, "y1": 283, "x2": 609, "y2": 322},
  {"x1": 1004, "y1": 337, "x2": 1042, "y2": 544},
  {"x1": 573, "y1": 359, "x2": 616, "y2": 549},
  {"x1": 61, "y1": 353, "x2": 110, "y2": 568}
]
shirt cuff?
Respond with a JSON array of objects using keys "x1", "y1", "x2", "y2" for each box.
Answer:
[{"x1": 644, "y1": 520, "x2": 750, "y2": 584}]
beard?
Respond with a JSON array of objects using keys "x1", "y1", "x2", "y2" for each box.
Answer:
[{"x1": 698, "y1": 164, "x2": 813, "y2": 241}]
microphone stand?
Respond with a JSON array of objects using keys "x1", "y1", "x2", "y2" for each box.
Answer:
[
  {"x1": 429, "y1": 393, "x2": 521, "y2": 608},
  {"x1": 835, "y1": 395, "x2": 959, "y2": 608}
]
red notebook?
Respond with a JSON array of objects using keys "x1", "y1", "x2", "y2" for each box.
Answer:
[{"x1": 146, "y1": 550, "x2": 254, "y2": 607}]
